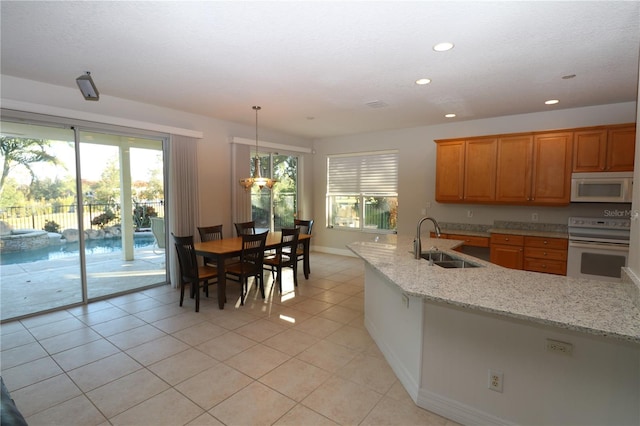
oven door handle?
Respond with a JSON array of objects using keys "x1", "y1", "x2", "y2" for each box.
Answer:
[{"x1": 569, "y1": 241, "x2": 630, "y2": 252}]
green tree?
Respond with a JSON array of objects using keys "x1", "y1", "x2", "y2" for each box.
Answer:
[
  {"x1": 30, "y1": 176, "x2": 76, "y2": 201},
  {"x1": 0, "y1": 177, "x2": 27, "y2": 209},
  {"x1": 0, "y1": 137, "x2": 60, "y2": 196},
  {"x1": 91, "y1": 157, "x2": 120, "y2": 204}
]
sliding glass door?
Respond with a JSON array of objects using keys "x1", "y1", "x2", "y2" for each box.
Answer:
[
  {"x1": 79, "y1": 131, "x2": 166, "y2": 299},
  {"x1": 0, "y1": 118, "x2": 168, "y2": 321},
  {"x1": 0, "y1": 122, "x2": 82, "y2": 319}
]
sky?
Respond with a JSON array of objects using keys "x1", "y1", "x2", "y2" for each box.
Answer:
[{"x1": 8, "y1": 142, "x2": 162, "y2": 185}]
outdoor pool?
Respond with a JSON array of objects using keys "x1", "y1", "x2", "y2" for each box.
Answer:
[{"x1": 0, "y1": 234, "x2": 157, "y2": 265}]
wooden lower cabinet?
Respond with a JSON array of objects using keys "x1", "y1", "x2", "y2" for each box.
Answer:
[
  {"x1": 430, "y1": 233, "x2": 490, "y2": 252},
  {"x1": 490, "y1": 233, "x2": 567, "y2": 275},
  {"x1": 523, "y1": 236, "x2": 567, "y2": 275},
  {"x1": 490, "y1": 234, "x2": 524, "y2": 269}
]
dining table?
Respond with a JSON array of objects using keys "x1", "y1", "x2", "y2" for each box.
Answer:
[{"x1": 193, "y1": 231, "x2": 312, "y2": 309}]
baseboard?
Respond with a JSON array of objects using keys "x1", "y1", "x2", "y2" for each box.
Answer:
[
  {"x1": 364, "y1": 316, "x2": 420, "y2": 401},
  {"x1": 417, "y1": 388, "x2": 516, "y2": 426}
]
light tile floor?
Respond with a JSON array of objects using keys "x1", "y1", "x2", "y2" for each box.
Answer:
[{"x1": 1, "y1": 252, "x2": 458, "y2": 426}]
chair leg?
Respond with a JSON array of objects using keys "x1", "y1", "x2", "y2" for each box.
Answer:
[
  {"x1": 179, "y1": 281, "x2": 185, "y2": 307},
  {"x1": 259, "y1": 273, "x2": 266, "y2": 299},
  {"x1": 194, "y1": 280, "x2": 200, "y2": 312},
  {"x1": 293, "y1": 264, "x2": 298, "y2": 287}
]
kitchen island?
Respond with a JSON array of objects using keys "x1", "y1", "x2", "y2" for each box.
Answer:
[{"x1": 348, "y1": 235, "x2": 640, "y2": 425}]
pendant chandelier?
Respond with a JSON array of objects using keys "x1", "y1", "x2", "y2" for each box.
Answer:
[{"x1": 239, "y1": 106, "x2": 276, "y2": 191}]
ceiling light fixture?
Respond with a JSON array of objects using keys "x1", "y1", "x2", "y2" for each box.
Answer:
[
  {"x1": 545, "y1": 99, "x2": 560, "y2": 105},
  {"x1": 433, "y1": 42, "x2": 454, "y2": 52},
  {"x1": 445, "y1": 113, "x2": 456, "y2": 118},
  {"x1": 76, "y1": 71, "x2": 99, "y2": 101},
  {"x1": 415, "y1": 78, "x2": 431, "y2": 85},
  {"x1": 239, "y1": 106, "x2": 276, "y2": 191}
]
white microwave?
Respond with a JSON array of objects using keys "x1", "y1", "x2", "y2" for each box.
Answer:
[{"x1": 570, "y1": 172, "x2": 633, "y2": 203}]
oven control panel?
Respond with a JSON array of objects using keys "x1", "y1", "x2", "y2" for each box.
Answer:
[{"x1": 568, "y1": 217, "x2": 631, "y2": 229}]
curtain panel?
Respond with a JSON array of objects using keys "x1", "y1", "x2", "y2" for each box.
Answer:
[{"x1": 168, "y1": 135, "x2": 200, "y2": 288}]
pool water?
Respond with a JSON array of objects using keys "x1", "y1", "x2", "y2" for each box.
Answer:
[{"x1": 0, "y1": 235, "x2": 157, "y2": 265}]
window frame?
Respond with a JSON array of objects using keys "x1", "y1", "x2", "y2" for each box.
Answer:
[{"x1": 326, "y1": 150, "x2": 398, "y2": 234}]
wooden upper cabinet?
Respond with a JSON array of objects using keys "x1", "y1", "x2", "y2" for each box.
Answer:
[
  {"x1": 607, "y1": 125, "x2": 636, "y2": 171},
  {"x1": 495, "y1": 134, "x2": 533, "y2": 203},
  {"x1": 531, "y1": 132, "x2": 573, "y2": 204},
  {"x1": 434, "y1": 123, "x2": 631, "y2": 206},
  {"x1": 435, "y1": 140, "x2": 465, "y2": 202},
  {"x1": 573, "y1": 125, "x2": 635, "y2": 172},
  {"x1": 573, "y1": 129, "x2": 607, "y2": 172},
  {"x1": 464, "y1": 138, "x2": 497, "y2": 202}
]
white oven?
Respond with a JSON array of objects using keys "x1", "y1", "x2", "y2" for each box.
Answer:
[{"x1": 567, "y1": 217, "x2": 630, "y2": 283}]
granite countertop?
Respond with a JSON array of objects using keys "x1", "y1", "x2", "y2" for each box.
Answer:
[{"x1": 348, "y1": 235, "x2": 640, "y2": 344}]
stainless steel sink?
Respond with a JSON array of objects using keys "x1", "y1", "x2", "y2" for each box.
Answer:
[
  {"x1": 420, "y1": 251, "x2": 456, "y2": 262},
  {"x1": 433, "y1": 259, "x2": 481, "y2": 268},
  {"x1": 420, "y1": 251, "x2": 482, "y2": 268}
]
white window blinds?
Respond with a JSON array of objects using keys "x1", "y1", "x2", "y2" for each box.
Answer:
[{"x1": 327, "y1": 150, "x2": 398, "y2": 195}]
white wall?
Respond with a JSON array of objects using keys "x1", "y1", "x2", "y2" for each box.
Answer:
[
  {"x1": 312, "y1": 102, "x2": 637, "y2": 254},
  {"x1": 420, "y1": 302, "x2": 639, "y2": 425},
  {"x1": 0, "y1": 75, "x2": 314, "y2": 235}
]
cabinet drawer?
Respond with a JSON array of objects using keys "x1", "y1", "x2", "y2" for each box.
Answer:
[
  {"x1": 490, "y1": 233, "x2": 524, "y2": 246},
  {"x1": 447, "y1": 235, "x2": 490, "y2": 247},
  {"x1": 524, "y1": 258, "x2": 566, "y2": 275},
  {"x1": 524, "y1": 247, "x2": 567, "y2": 261},
  {"x1": 524, "y1": 236, "x2": 568, "y2": 250}
]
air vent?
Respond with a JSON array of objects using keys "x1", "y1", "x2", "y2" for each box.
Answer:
[{"x1": 366, "y1": 100, "x2": 389, "y2": 109}]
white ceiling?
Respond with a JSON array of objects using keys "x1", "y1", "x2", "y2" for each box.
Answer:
[{"x1": 1, "y1": 1, "x2": 639, "y2": 139}]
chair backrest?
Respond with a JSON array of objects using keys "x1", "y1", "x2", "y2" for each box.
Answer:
[
  {"x1": 235, "y1": 221, "x2": 256, "y2": 236},
  {"x1": 240, "y1": 231, "x2": 268, "y2": 265},
  {"x1": 198, "y1": 225, "x2": 223, "y2": 242},
  {"x1": 150, "y1": 217, "x2": 166, "y2": 248},
  {"x1": 172, "y1": 233, "x2": 198, "y2": 280},
  {"x1": 294, "y1": 219, "x2": 314, "y2": 235},
  {"x1": 280, "y1": 227, "x2": 300, "y2": 256}
]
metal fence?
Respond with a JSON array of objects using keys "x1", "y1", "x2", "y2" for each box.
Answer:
[{"x1": 0, "y1": 202, "x2": 165, "y2": 232}]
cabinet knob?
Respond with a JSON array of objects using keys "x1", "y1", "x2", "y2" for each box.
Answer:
[
  {"x1": 543, "y1": 252, "x2": 548, "y2": 256},
  {"x1": 543, "y1": 241, "x2": 548, "y2": 245},
  {"x1": 505, "y1": 237, "x2": 509, "y2": 241}
]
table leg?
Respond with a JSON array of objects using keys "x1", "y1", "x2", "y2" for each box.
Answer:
[
  {"x1": 216, "y1": 255, "x2": 226, "y2": 309},
  {"x1": 303, "y1": 239, "x2": 311, "y2": 279}
]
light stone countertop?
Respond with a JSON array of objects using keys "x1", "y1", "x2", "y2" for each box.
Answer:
[{"x1": 348, "y1": 235, "x2": 640, "y2": 344}]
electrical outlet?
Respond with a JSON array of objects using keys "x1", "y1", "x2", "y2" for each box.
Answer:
[
  {"x1": 488, "y1": 370, "x2": 503, "y2": 393},
  {"x1": 546, "y1": 338, "x2": 573, "y2": 356},
  {"x1": 467, "y1": 210, "x2": 473, "y2": 218},
  {"x1": 532, "y1": 212, "x2": 539, "y2": 222}
]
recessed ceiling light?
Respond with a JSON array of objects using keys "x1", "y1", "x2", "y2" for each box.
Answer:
[
  {"x1": 433, "y1": 42, "x2": 454, "y2": 52},
  {"x1": 545, "y1": 99, "x2": 560, "y2": 105},
  {"x1": 415, "y1": 78, "x2": 431, "y2": 85},
  {"x1": 445, "y1": 113, "x2": 456, "y2": 118}
]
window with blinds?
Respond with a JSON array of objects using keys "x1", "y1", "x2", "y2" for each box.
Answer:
[{"x1": 326, "y1": 150, "x2": 398, "y2": 232}]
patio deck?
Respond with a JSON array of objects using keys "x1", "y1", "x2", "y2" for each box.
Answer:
[{"x1": 1, "y1": 248, "x2": 167, "y2": 321}]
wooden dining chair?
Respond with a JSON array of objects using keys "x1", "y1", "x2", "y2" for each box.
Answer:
[
  {"x1": 225, "y1": 231, "x2": 268, "y2": 305},
  {"x1": 263, "y1": 227, "x2": 300, "y2": 293},
  {"x1": 234, "y1": 221, "x2": 256, "y2": 236},
  {"x1": 294, "y1": 218, "x2": 314, "y2": 274},
  {"x1": 172, "y1": 233, "x2": 219, "y2": 312},
  {"x1": 197, "y1": 225, "x2": 224, "y2": 267}
]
